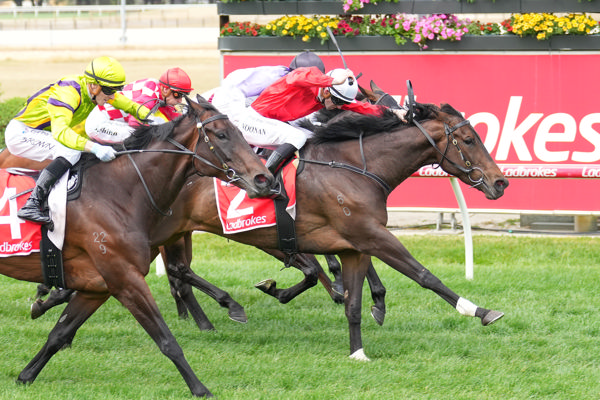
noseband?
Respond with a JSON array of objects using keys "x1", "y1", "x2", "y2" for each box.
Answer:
[{"x1": 412, "y1": 118, "x2": 484, "y2": 187}]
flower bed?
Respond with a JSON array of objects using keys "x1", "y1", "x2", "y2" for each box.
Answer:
[{"x1": 220, "y1": 12, "x2": 600, "y2": 49}]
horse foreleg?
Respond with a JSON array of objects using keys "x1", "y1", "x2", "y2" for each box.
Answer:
[
  {"x1": 111, "y1": 271, "x2": 212, "y2": 398},
  {"x1": 18, "y1": 291, "x2": 109, "y2": 384},
  {"x1": 338, "y1": 251, "x2": 371, "y2": 361},
  {"x1": 31, "y1": 288, "x2": 75, "y2": 319},
  {"x1": 324, "y1": 254, "x2": 344, "y2": 296},
  {"x1": 163, "y1": 235, "x2": 247, "y2": 324},
  {"x1": 365, "y1": 260, "x2": 387, "y2": 326},
  {"x1": 367, "y1": 228, "x2": 503, "y2": 326},
  {"x1": 167, "y1": 274, "x2": 215, "y2": 331}
]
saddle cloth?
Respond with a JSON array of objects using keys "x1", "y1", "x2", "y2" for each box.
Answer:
[
  {"x1": 215, "y1": 161, "x2": 297, "y2": 234},
  {"x1": 0, "y1": 168, "x2": 69, "y2": 256}
]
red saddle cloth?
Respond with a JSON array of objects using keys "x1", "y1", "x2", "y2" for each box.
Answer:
[
  {"x1": 0, "y1": 169, "x2": 42, "y2": 256},
  {"x1": 215, "y1": 161, "x2": 297, "y2": 234}
]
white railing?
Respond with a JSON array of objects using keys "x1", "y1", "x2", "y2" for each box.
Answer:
[{"x1": 0, "y1": 3, "x2": 214, "y2": 18}]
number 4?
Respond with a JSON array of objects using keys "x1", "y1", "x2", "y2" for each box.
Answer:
[{"x1": 0, "y1": 187, "x2": 26, "y2": 239}]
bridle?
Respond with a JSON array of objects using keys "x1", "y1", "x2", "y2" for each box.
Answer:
[
  {"x1": 404, "y1": 80, "x2": 483, "y2": 187},
  {"x1": 115, "y1": 100, "x2": 240, "y2": 216},
  {"x1": 412, "y1": 118, "x2": 484, "y2": 188}
]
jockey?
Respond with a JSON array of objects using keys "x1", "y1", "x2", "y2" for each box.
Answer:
[
  {"x1": 240, "y1": 67, "x2": 403, "y2": 175},
  {"x1": 5, "y1": 56, "x2": 154, "y2": 228},
  {"x1": 85, "y1": 67, "x2": 194, "y2": 144},
  {"x1": 207, "y1": 51, "x2": 325, "y2": 118}
]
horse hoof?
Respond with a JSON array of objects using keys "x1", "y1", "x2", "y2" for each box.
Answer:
[
  {"x1": 370, "y1": 306, "x2": 385, "y2": 326},
  {"x1": 255, "y1": 279, "x2": 275, "y2": 293},
  {"x1": 30, "y1": 299, "x2": 44, "y2": 320},
  {"x1": 482, "y1": 310, "x2": 504, "y2": 326},
  {"x1": 331, "y1": 292, "x2": 344, "y2": 304},
  {"x1": 228, "y1": 308, "x2": 248, "y2": 324},
  {"x1": 349, "y1": 348, "x2": 371, "y2": 362}
]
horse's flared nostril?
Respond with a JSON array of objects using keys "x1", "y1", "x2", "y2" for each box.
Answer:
[{"x1": 494, "y1": 178, "x2": 509, "y2": 193}]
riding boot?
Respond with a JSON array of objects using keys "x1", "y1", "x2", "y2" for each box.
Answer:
[
  {"x1": 265, "y1": 143, "x2": 298, "y2": 176},
  {"x1": 17, "y1": 157, "x2": 72, "y2": 227}
]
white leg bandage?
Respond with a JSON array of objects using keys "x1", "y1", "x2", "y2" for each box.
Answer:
[{"x1": 456, "y1": 297, "x2": 477, "y2": 317}]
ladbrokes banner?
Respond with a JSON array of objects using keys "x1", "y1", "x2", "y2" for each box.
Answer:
[{"x1": 223, "y1": 53, "x2": 600, "y2": 211}]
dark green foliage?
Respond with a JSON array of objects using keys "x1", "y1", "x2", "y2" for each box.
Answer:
[{"x1": 0, "y1": 97, "x2": 26, "y2": 147}]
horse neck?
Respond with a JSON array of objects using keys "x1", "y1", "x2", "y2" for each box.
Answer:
[
  {"x1": 309, "y1": 121, "x2": 445, "y2": 193},
  {"x1": 111, "y1": 118, "x2": 198, "y2": 229}
]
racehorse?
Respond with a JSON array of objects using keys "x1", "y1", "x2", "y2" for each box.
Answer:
[
  {"x1": 143, "y1": 101, "x2": 510, "y2": 360},
  {"x1": 0, "y1": 96, "x2": 273, "y2": 397},
  {"x1": 23, "y1": 80, "x2": 398, "y2": 327},
  {"x1": 22, "y1": 101, "x2": 509, "y2": 362}
]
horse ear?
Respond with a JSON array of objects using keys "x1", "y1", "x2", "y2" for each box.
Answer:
[
  {"x1": 195, "y1": 94, "x2": 208, "y2": 104},
  {"x1": 358, "y1": 85, "x2": 368, "y2": 97},
  {"x1": 370, "y1": 80, "x2": 383, "y2": 94}
]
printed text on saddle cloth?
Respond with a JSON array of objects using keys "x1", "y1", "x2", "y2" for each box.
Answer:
[
  {"x1": 215, "y1": 162, "x2": 297, "y2": 234},
  {"x1": 0, "y1": 170, "x2": 42, "y2": 256}
]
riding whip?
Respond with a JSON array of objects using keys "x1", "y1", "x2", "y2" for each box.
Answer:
[{"x1": 326, "y1": 26, "x2": 348, "y2": 69}]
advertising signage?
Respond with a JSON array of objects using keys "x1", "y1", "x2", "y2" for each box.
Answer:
[{"x1": 222, "y1": 52, "x2": 600, "y2": 212}]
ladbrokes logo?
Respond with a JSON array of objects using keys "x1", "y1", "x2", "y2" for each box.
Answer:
[
  {"x1": 500, "y1": 165, "x2": 558, "y2": 178},
  {"x1": 0, "y1": 241, "x2": 33, "y2": 253}
]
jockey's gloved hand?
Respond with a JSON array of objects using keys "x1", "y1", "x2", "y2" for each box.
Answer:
[
  {"x1": 90, "y1": 143, "x2": 117, "y2": 162},
  {"x1": 392, "y1": 108, "x2": 408, "y2": 122}
]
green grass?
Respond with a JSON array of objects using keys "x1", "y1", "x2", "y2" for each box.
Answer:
[{"x1": 1, "y1": 234, "x2": 599, "y2": 399}]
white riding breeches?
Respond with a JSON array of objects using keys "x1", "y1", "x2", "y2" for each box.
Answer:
[
  {"x1": 5, "y1": 120, "x2": 82, "y2": 165},
  {"x1": 209, "y1": 86, "x2": 311, "y2": 150}
]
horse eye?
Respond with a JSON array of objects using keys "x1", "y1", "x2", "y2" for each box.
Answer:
[
  {"x1": 464, "y1": 137, "x2": 474, "y2": 145},
  {"x1": 212, "y1": 130, "x2": 227, "y2": 140}
]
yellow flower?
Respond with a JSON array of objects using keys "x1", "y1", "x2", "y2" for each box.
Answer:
[{"x1": 302, "y1": 35, "x2": 310, "y2": 42}]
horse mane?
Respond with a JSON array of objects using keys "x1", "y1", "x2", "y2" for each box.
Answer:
[
  {"x1": 308, "y1": 102, "x2": 446, "y2": 145},
  {"x1": 122, "y1": 115, "x2": 184, "y2": 150}
]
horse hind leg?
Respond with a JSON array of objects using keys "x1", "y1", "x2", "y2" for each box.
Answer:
[
  {"x1": 30, "y1": 288, "x2": 75, "y2": 319},
  {"x1": 18, "y1": 291, "x2": 109, "y2": 384},
  {"x1": 255, "y1": 252, "x2": 333, "y2": 304}
]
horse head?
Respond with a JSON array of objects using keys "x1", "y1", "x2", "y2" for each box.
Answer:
[
  {"x1": 184, "y1": 95, "x2": 274, "y2": 198},
  {"x1": 418, "y1": 103, "x2": 508, "y2": 200}
]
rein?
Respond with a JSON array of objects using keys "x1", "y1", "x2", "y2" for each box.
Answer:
[{"x1": 115, "y1": 111, "x2": 239, "y2": 216}]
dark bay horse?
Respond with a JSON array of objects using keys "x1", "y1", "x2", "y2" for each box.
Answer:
[
  {"x1": 21, "y1": 102, "x2": 508, "y2": 360},
  {"x1": 0, "y1": 96, "x2": 273, "y2": 397},
  {"x1": 151, "y1": 102, "x2": 510, "y2": 360}
]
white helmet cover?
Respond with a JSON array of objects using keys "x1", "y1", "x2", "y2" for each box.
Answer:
[{"x1": 326, "y1": 69, "x2": 357, "y2": 103}]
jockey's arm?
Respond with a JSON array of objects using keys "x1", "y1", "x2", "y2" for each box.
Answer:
[{"x1": 109, "y1": 92, "x2": 153, "y2": 123}]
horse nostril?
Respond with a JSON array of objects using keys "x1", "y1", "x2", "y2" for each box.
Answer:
[
  {"x1": 254, "y1": 174, "x2": 273, "y2": 188},
  {"x1": 494, "y1": 178, "x2": 509, "y2": 191}
]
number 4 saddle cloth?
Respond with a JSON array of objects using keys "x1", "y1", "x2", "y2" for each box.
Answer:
[
  {"x1": 0, "y1": 169, "x2": 42, "y2": 256},
  {"x1": 215, "y1": 160, "x2": 297, "y2": 234},
  {"x1": 0, "y1": 168, "x2": 70, "y2": 257}
]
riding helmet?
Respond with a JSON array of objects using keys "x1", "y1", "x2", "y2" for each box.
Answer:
[
  {"x1": 326, "y1": 68, "x2": 357, "y2": 104},
  {"x1": 159, "y1": 67, "x2": 194, "y2": 93},
  {"x1": 84, "y1": 56, "x2": 127, "y2": 89},
  {"x1": 289, "y1": 51, "x2": 325, "y2": 73}
]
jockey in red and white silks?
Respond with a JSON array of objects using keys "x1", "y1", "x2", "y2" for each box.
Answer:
[{"x1": 86, "y1": 68, "x2": 193, "y2": 144}]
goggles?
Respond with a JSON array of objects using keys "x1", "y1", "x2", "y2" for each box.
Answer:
[
  {"x1": 100, "y1": 85, "x2": 123, "y2": 96},
  {"x1": 171, "y1": 90, "x2": 186, "y2": 99},
  {"x1": 330, "y1": 95, "x2": 350, "y2": 106}
]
